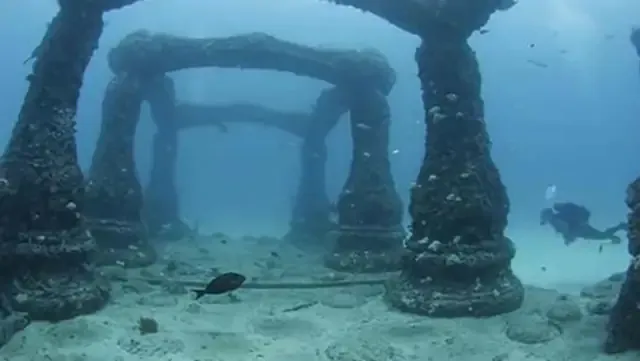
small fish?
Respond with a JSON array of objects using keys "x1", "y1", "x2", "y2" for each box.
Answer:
[
  {"x1": 527, "y1": 59, "x2": 548, "y2": 68},
  {"x1": 270, "y1": 251, "x2": 280, "y2": 258},
  {"x1": 355, "y1": 123, "x2": 371, "y2": 130},
  {"x1": 193, "y1": 272, "x2": 246, "y2": 299},
  {"x1": 479, "y1": 29, "x2": 490, "y2": 35}
]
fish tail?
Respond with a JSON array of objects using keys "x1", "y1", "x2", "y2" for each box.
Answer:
[{"x1": 192, "y1": 289, "x2": 206, "y2": 299}]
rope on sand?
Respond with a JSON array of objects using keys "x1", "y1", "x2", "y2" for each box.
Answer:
[{"x1": 119, "y1": 276, "x2": 388, "y2": 290}]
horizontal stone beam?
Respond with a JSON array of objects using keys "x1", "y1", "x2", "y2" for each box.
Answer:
[
  {"x1": 109, "y1": 31, "x2": 395, "y2": 94},
  {"x1": 175, "y1": 102, "x2": 312, "y2": 138},
  {"x1": 323, "y1": 0, "x2": 515, "y2": 37},
  {"x1": 58, "y1": 0, "x2": 142, "y2": 11}
]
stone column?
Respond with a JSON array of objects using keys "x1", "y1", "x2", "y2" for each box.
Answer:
[
  {"x1": 604, "y1": 28, "x2": 640, "y2": 354},
  {"x1": 385, "y1": 31, "x2": 524, "y2": 317},
  {"x1": 143, "y1": 76, "x2": 188, "y2": 241},
  {"x1": 287, "y1": 87, "x2": 347, "y2": 246},
  {"x1": 324, "y1": 88, "x2": 405, "y2": 273},
  {"x1": 85, "y1": 74, "x2": 155, "y2": 267},
  {"x1": 0, "y1": 2, "x2": 112, "y2": 326}
]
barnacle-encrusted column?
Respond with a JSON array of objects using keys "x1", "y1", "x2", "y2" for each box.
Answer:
[
  {"x1": 85, "y1": 74, "x2": 155, "y2": 267},
  {"x1": 287, "y1": 87, "x2": 348, "y2": 245},
  {"x1": 143, "y1": 76, "x2": 189, "y2": 241},
  {"x1": 0, "y1": 0, "x2": 143, "y2": 328},
  {"x1": 604, "y1": 28, "x2": 640, "y2": 354},
  {"x1": 325, "y1": 88, "x2": 405, "y2": 273},
  {"x1": 385, "y1": 28, "x2": 524, "y2": 316}
]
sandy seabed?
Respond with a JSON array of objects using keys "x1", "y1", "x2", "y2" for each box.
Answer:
[{"x1": 0, "y1": 226, "x2": 638, "y2": 361}]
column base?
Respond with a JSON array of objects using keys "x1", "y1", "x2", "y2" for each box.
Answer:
[
  {"x1": 87, "y1": 218, "x2": 156, "y2": 267},
  {"x1": 385, "y1": 264, "x2": 524, "y2": 317},
  {"x1": 9, "y1": 267, "x2": 110, "y2": 321},
  {"x1": 324, "y1": 225, "x2": 405, "y2": 273}
]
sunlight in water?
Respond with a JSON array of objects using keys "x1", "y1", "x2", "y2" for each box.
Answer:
[{"x1": 543, "y1": 0, "x2": 600, "y2": 78}]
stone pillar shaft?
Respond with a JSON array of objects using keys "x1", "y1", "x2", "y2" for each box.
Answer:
[
  {"x1": 385, "y1": 35, "x2": 523, "y2": 316},
  {"x1": 143, "y1": 76, "x2": 187, "y2": 240},
  {"x1": 0, "y1": 3, "x2": 110, "y2": 324},
  {"x1": 325, "y1": 88, "x2": 405, "y2": 273},
  {"x1": 85, "y1": 74, "x2": 155, "y2": 267}
]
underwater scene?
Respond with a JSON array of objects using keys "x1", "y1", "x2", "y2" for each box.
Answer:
[{"x1": 0, "y1": 0, "x2": 639, "y2": 360}]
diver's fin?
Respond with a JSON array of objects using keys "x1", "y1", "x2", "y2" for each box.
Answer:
[{"x1": 603, "y1": 222, "x2": 627, "y2": 235}]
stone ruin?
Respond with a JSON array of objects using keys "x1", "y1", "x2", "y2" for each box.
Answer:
[
  {"x1": 86, "y1": 30, "x2": 404, "y2": 272},
  {"x1": 0, "y1": 0, "x2": 637, "y2": 355}
]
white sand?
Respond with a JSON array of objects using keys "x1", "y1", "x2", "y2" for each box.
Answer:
[{"x1": 0, "y1": 227, "x2": 638, "y2": 361}]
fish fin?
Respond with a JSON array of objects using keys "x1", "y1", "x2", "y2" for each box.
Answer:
[{"x1": 192, "y1": 289, "x2": 206, "y2": 300}]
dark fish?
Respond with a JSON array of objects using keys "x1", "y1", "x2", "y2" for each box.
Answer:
[
  {"x1": 527, "y1": 59, "x2": 549, "y2": 68},
  {"x1": 193, "y1": 272, "x2": 246, "y2": 299}
]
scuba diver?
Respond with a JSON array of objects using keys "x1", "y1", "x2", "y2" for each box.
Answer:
[{"x1": 540, "y1": 202, "x2": 627, "y2": 246}]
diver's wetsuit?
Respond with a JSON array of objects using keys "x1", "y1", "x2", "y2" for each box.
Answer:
[{"x1": 540, "y1": 202, "x2": 627, "y2": 245}]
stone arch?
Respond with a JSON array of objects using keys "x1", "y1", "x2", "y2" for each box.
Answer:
[{"x1": 85, "y1": 30, "x2": 405, "y2": 272}]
